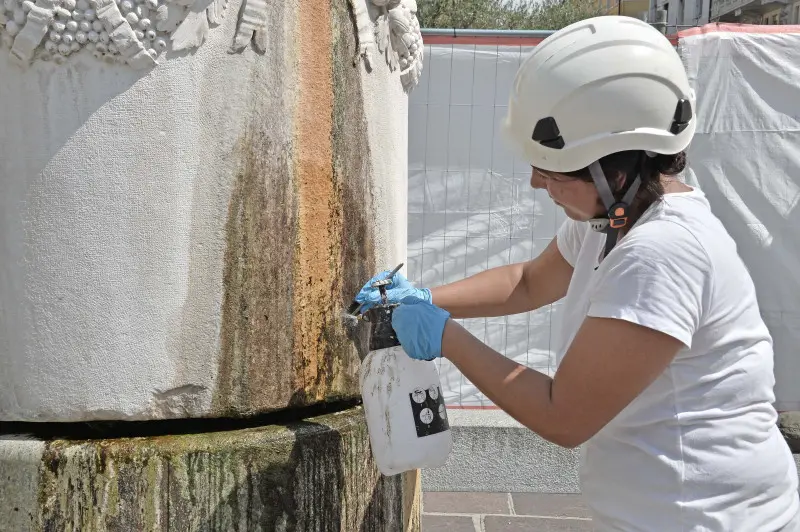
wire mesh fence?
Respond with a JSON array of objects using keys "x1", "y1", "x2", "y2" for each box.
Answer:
[{"x1": 407, "y1": 41, "x2": 566, "y2": 409}]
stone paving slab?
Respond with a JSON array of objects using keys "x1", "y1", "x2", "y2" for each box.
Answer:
[
  {"x1": 511, "y1": 493, "x2": 593, "y2": 519},
  {"x1": 484, "y1": 516, "x2": 594, "y2": 531},
  {"x1": 423, "y1": 492, "x2": 511, "y2": 515},
  {"x1": 422, "y1": 492, "x2": 593, "y2": 531},
  {"x1": 421, "y1": 514, "x2": 480, "y2": 532}
]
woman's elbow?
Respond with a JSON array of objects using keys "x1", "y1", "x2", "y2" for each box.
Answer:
[
  {"x1": 534, "y1": 423, "x2": 594, "y2": 449},
  {"x1": 514, "y1": 402, "x2": 597, "y2": 448},
  {"x1": 546, "y1": 433, "x2": 586, "y2": 449}
]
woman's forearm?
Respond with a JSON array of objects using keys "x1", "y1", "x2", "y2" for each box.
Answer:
[
  {"x1": 429, "y1": 263, "x2": 533, "y2": 318},
  {"x1": 428, "y1": 238, "x2": 573, "y2": 319},
  {"x1": 441, "y1": 320, "x2": 568, "y2": 446}
]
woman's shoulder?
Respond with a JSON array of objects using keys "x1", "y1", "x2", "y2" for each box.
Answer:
[
  {"x1": 606, "y1": 211, "x2": 714, "y2": 293},
  {"x1": 623, "y1": 190, "x2": 718, "y2": 258},
  {"x1": 623, "y1": 216, "x2": 709, "y2": 261}
]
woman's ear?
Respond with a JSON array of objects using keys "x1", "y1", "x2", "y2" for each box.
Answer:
[{"x1": 614, "y1": 172, "x2": 626, "y2": 192}]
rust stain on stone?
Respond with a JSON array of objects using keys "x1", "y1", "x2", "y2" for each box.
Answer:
[
  {"x1": 294, "y1": 0, "x2": 379, "y2": 402},
  {"x1": 291, "y1": 0, "x2": 339, "y2": 402}
]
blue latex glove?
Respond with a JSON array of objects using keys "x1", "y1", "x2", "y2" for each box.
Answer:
[
  {"x1": 391, "y1": 297, "x2": 451, "y2": 361},
  {"x1": 354, "y1": 270, "x2": 431, "y2": 312}
]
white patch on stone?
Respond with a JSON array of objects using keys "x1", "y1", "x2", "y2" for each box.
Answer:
[
  {"x1": 350, "y1": 0, "x2": 423, "y2": 92},
  {"x1": 148, "y1": 384, "x2": 210, "y2": 418}
]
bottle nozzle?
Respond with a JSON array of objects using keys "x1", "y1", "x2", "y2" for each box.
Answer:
[
  {"x1": 345, "y1": 263, "x2": 404, "y2": 317},
  {"x1": 346, "y1": 300, "x2": 363, "y2": 316}
]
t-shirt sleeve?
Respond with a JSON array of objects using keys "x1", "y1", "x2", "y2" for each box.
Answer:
[
  {"x1": 586, "y1": 222, "x2": 711, "y2": 348},
  {"x1": 556, "y1": 218, "x2": 586, "y2": 268}
]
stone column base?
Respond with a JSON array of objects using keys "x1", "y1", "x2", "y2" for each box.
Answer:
[
  {"x1": 0, "y1": 407, "x2": 419, "y2": 531},
  {"x1": 780, "y1": 411, "x2": 800, "y2": 453}
]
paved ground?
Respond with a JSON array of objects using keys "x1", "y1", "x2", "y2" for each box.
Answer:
[{"x1": 422, "y1": 492, "x2": 593, "y2": 531}]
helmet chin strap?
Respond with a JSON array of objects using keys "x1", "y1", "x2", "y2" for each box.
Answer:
[{"x1": 587, "y1": 161, "x2": 641, "y2": 259}]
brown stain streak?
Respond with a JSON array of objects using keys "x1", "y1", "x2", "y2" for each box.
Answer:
[
  {"x1": 293, "y1": 0, "x2": 339, "y2": 401},
  {"x1": 215, "y1": 129, "x2": 296, "y2": 416}
]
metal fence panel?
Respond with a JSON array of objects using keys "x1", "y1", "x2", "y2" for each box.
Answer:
[{"x1": 408, "y1": 43, "x2": 566, "y2": 408}]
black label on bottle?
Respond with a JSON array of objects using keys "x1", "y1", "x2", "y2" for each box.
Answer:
[{"x1": 409, "y1": 385, "x2": 450, "y2": 438}]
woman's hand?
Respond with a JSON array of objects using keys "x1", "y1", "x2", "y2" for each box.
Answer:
[
  {"x1": 354, "y1": 270, "x2": 431, "y2": 312},
  {"x1": 390, "y1": 297, "x2": 450, "y2": 361}
]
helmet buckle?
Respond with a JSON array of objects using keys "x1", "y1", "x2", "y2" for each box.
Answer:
[{"x1": 608, "y1": 203, "x2": 629, "y2": 229}]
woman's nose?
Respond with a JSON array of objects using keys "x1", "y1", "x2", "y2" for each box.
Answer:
[{"x1": 530, "y1": 171, "x2": 547, "y2": 190}]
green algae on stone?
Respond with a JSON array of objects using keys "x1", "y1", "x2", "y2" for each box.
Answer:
[{"x1": 35, "y1": 408, "x2": 417, "y2": 531}]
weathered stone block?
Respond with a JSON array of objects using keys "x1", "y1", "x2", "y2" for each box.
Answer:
[
  {"x1": 0, "y1": 407, "x2": 421, "y2": 531},
  {"x1": 0, "y1": 0, "x2": 418, "y2": 422},
  {"x1": 779, "y1": 411, "x2": 800, "y2": 453}
]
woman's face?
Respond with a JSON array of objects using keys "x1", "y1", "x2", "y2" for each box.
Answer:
[{"x1": 530, "y1": 168, "x2": 603, "y2": 221}]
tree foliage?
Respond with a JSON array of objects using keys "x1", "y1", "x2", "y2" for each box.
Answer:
[{"x1": 416, "y1": 0, "x2": 611, "y2": 31}]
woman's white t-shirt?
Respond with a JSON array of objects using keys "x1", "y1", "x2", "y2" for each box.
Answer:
[{"x1": 555, "y1": 187, "x2": 799, "y2": 531}]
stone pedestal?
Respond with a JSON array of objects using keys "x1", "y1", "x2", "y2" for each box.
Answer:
[
  {"x1": 1, "y1": 0, "x2": 423, "y2": 528},
  {"x1": 1, "y1": 408, "x2": 421, "y2": 531}
]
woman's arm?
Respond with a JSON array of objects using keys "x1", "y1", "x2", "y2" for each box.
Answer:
[
  {"x1": 401, "y1": 225, "x2": 703, "y2": 448},
  {"x1": 441, "y1": 316, "x2": 684, "y2": 448},
  {"x1": 429, "y1": 237, "x2": 574, "y2": 318}
]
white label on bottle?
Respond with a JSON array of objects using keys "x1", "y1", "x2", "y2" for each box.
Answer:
[{"x1": 411, "y1": 388, "x2": 426, "y2": 404}]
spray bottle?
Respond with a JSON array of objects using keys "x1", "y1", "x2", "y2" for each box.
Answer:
[{"x1": 347, "y1": 264, "x2": 453, "y2": 476}]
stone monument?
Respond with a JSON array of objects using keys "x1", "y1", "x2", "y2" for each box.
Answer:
[{"x1": 0, "y1": 0, "x2": 424, "y2": 529}]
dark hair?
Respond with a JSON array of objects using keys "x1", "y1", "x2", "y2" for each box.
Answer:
[{"x1": 554, "y1": 150, "x2": 687, "y2": 227}]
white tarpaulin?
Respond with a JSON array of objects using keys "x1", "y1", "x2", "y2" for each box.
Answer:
[{"x1": 680, "y1": 25, "x2": 800, "y2": 411}]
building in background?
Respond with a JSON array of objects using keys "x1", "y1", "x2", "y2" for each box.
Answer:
[
  {"x1": 651, "y1": 0, "x2": 800, "y2": 26},
  {"x1": 710, "y1": 0, "x2": 798, "y2": 23},
  {"x1": 606, "y1": 0, "x2": 652, "y2": 19},
  {"x1": 649, "y1": 0, "x2": 711, "y2": 32}
]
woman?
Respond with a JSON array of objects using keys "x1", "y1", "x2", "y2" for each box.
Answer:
[{"x1": 354, "y1": 15, "x2": 799, "y2": 532}]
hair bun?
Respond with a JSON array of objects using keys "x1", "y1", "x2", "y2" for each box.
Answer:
[{"x1": 654, "y1": 152, "x2": 686, "y2": 176}]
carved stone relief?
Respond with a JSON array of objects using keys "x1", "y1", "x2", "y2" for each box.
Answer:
[
  {"x1": 1, "y1": 0, "x2": 422, "y2": 86},
  {"x1": 351, "y1": 0, "x2": 423, "y2": 92},
  {"x1": 0, "y1": 0, "x2": 266, "y2": 67}
]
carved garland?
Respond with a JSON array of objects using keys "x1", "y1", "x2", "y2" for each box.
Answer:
[
  {"x1": 351, "y1": 0, "x2": 423, "y2": 92},
  {"x1": 0, "y1": 0, "x2": 423, "y2": 92},
  {"x1": 0, "y1": 0, "x2": 266, "y2": 67}
]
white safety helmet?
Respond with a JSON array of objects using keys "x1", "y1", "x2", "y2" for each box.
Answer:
[
  {"x1": 501, "y1": 16, "x2": 696, "y2": 256},
  {"x1": 501, "y1": 15, "x2": 696, "y2": 174}
]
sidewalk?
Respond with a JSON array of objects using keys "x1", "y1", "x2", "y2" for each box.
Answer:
[{"x1": 422, "y1": 492, "x2": 593, "y2": 531}]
